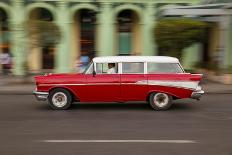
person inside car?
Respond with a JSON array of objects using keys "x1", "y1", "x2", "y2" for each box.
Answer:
[{"x1": 107, "y1": 63, "x2": 116, "y2": 74}]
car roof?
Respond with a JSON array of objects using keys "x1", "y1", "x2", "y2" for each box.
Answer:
[{"x1": 92, "y1": 56, "x2": 179, "y2": 63}]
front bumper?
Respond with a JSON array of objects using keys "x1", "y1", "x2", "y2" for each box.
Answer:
[
  {"x1": 33, "y1": 91, "x2": 49, "y2": 101},
  {"x1": 191, "y1": 89, "x2": 204, "y2": 100}
]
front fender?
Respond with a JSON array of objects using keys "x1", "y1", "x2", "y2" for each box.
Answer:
[{"x1": 48, "y1": 86, "x2": 80, "y2": 101}]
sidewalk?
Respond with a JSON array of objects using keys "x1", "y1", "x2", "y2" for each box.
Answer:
[
  {"x1": 0, "y1": 76, "x2": 34, "y2": 94},
  {"x1": 1, "y1": 76, "x2": 232, "y2": 95}
]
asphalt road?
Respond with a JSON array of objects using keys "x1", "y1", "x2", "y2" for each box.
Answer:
[{"x1": 0, "y1": 94, "x2": 232, "y2": 155}]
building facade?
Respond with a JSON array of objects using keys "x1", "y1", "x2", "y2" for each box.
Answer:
[
  {"x1": 161, "y1": 0, "x2": 232, "y2": 70},
  {"x1": 0, "y1": 0, "x2": 201, "y2": 75}
]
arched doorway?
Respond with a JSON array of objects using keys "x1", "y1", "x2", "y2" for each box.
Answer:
[
  {"x1": 28, "y1": 7, "x2": 55, "y2": 72},
  {"x1": 0, "y1": 8, "x2": 11, "y2": 74},
  {"x1": 116, "y1": 9, "x2": 141, "y2": 56},
  {"x1": 71, "y1": 9, "x2": 96, "y2": 70},
  {"x1": 0, "y1": 8, "x2": 10, "y2": 57}
]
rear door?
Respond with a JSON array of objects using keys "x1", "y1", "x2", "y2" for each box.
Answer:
[{"x1": 120, "y1": 62, "x2": 148, "y2": 101}]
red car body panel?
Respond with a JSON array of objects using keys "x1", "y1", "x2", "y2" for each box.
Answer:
[
  {"x1": 35, "y1": 73, "x2": 202, "y2": 102},
  {"x1": 85, "y1": 74, "x2": 121, "y2": 102},
  {"x1": 121, "y1": 74, "x2": 148, "y2": 101},
  {"x1": 147, "y1": 73, "x2": 200, "y2": 99}
]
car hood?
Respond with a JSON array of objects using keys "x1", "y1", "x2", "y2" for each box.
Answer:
[
  {"x1": 35, "y1": 73, "x2": 83, "y2": 78},
  {"x1": 34, "y1": 73, "x2": 86, "y2": 84}
]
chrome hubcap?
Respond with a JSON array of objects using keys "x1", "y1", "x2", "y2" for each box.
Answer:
[
  {"x1": 153, "y1": 93, "x2": 169, "y2": 108},
  {"x1": 52, "y1": 92, "x2": 67, "y2": 108}
]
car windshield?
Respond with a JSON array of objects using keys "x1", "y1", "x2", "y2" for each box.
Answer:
[{"x1": 83, "y1": 61, "x2": 93, "y2": 74}]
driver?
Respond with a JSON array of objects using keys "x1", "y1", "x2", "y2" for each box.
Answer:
[{"x1": 107, "y1": 63, "x2": 116, "y2": 74}]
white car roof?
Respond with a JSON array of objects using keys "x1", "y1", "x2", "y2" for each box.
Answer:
[{"x1": 93, "y1": 56, "x2": 179, "y2": 63}]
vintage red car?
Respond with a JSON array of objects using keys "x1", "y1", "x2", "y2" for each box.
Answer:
[{"x1": 33, "y1": 56, "x2": 204, "y2": 110}]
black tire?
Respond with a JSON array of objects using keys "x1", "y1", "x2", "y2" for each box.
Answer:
[
  {"x1": 149, "y1": 92, "x2": 173, "y2": 111},
  {"x1": 48, "y1": 88, "x2": 72, "y2": 110}
]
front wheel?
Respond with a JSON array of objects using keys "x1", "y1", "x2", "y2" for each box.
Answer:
[
  {"x1": 149, "y1": 92, "x2": 173, "y2": 111},
  {"x1": 48, "y1": 88, "x2": 72, "y2": 110}
]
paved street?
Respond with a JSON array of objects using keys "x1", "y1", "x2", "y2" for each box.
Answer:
[{"x1": 0, "y1": 94, "x2": 232, "y2": 155}]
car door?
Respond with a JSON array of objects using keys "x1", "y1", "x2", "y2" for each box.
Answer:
[
  {"x1": 120, "y1": 62, "x2": 148, "y2": 101},
  {"x1": 84, "y1": 62, "x2": 120, "y2": 102}
]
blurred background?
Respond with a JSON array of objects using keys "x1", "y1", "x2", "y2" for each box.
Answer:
[{"x1": 0, "y1": 0, "x2": 232, "y2": 84}]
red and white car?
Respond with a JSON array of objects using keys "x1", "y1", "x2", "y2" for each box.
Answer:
[{"x1": 33, "y1": 56, "x2": 204, "y2": 110}]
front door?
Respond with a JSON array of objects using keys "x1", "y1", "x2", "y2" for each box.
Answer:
[{"x1": 85, "y1": 63, "x2": 120, "y2": 102}]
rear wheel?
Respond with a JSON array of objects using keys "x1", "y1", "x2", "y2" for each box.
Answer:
[
  {"x1": 149, "y1": 92, "x2": 173, "y2": 111},
  {"x1": 48, "y1": 88, "x2": 72, "y2": 110}
]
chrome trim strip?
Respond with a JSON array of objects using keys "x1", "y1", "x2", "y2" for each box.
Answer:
[
  {"x1": 149, "y1": 84, "x2": 196, "y2": 91},
  {"x1": 85, "y1": 83, "x2": 120, "y2": 86},
  {"x1": 38, "y1": 83, "x2": 120, "y2": 86},
  {"x1": 121, "y1": 83, "x2": 146, "y2": 85},
  {"x1": 136, "y1": 80, "x2": 199, "y2": 90},
  {"x1": 38, "y1": 84, "x2": 86, "y2": 86}
]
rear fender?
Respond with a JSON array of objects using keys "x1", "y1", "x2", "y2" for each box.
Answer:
[{"x1": 147, "y1": 90, "x2": 181, "y2": 100}]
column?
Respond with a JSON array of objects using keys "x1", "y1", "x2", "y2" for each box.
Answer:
[
  {"x1": 228, "y1": 17, "x2": 232, "y2": 67},
  {"x1": 182, "y1": 43, "x2": 201, "y2": 70},
  {"x1": 10, "y1": 0, "x2": 26, "y2": 76},
  {"x1": 0, "y1": 22, "x2": 2, "y2": 72},
  {"x1": 97, "y1": 2, "x2": 114, "y2": 56},
  {"x1": 141, "y1": 3, "x2": 157, "y2": 56},
  {"x1": 55, "y1": 1, "x2": 71, "y2": 73},
  {"x1": 218, "y1": 15, "x2": 230, "y2": 69}
]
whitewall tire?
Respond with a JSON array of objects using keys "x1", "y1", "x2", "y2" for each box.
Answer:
[
  {"x1": 149, "y1": 92, "x2": 173, "y2": 111},
  {"x1": 48, "y1": 88, "x2": 72, "y2": 110}
]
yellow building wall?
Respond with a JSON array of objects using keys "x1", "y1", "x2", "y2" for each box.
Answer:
[
  {"x1": 71, "y1": 12, "x2": 80, "y2": 72},
  {"x1": 208, "y1": 23, "x2": 220, "y2": 62},
  {"x1": 132, "y1": 12, "x2": 141, "y2": 55},
  {"x1": 28, "y1": 47, "x2": 42, "y2": 72}
]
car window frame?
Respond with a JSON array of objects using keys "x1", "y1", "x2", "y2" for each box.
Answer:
[
  {"x1": 84, "y1": 61, "x2": 94, "y2": 74},
  {"x1": 120, "y1": 62, "x2": 146, "y2": 74},
  {"x1": 86, "y1": 60, "x2": 185, "y2": 75},
  {"x1": 94, "y1": 62, "x2": 119, "y2": 75},
  {"x1": 147, "y1": 62, "x2": 185, "y2": 74}
]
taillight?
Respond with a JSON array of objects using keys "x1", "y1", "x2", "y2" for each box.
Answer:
[{"x1": 190, "y1": 74, "x2": 202, "y2": 81}]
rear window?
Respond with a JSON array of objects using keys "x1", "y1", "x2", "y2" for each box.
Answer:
[
  {"x1": 122, "y1": 62, "x2": 144, "y2": 74},
  {"x1": 148, "y1": 63, "x2": 183, "y2": 73}
]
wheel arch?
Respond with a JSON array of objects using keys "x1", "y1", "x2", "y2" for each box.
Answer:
[
  {"x1": 146, "y1": 90, "x2": 180, "y2": 102},
  {"x1": 49, "y1": 86, "x2": 80, "y2": 102}
]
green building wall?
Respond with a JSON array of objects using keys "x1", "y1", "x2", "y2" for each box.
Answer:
[{"x1": 1, "y1": 0, "x2": 202, "y2": 75}]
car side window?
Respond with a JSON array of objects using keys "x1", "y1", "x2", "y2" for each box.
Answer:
[
  {"x1": 148, "y1": 63, "x2": 183, "y2": 73},
  {"x1": 96, "y1": 63, "x2": 118, "y2": 74},
  {"x1": 122, "y1": 62, "x2": 144, "y2": 74}
]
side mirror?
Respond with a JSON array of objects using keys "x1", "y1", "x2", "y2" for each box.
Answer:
[{"x1": 93, "y1": 70, "x2": 96, "y2": 77}]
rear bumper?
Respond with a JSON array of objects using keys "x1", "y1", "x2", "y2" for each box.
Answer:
[
  {"x1": 33, "y1": 91, "x2": 49, "y2": 101},
  {"x1": 191, "y1": 90, "x2": 204, "y2": 100}
]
